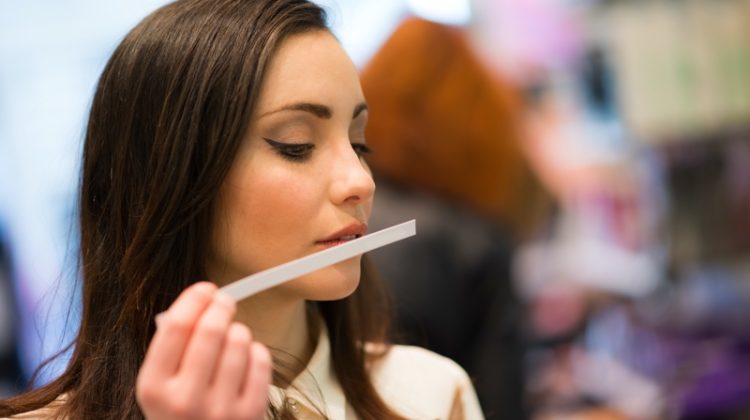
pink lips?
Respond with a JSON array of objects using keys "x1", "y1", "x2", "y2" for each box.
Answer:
[{"x1": 316, "y1": 222, "x2": 367, "y2": 248}]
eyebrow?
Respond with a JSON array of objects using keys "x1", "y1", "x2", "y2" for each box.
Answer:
[{"x1": 259, "y1": 101, "x2": 368, "y2": 120}]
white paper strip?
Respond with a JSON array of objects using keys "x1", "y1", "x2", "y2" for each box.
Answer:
[{"x1": 220, "y1": 219, "x2": 416, "y2": 302}]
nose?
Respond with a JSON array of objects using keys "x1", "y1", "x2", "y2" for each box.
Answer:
[{"x1": 330, "y1": 142, "x2": 376, "y2": 206}]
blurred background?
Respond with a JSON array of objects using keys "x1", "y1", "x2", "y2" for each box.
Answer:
[{"x1": 1, "y1": 0, "x2": 749, "y2": 418}]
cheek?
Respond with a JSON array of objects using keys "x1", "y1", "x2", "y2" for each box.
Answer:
[
  {"x1": 213, "y1": 165, "x2": 323, "y2": 276},
  {"x1": 245, "y1": 166, "x2": 323, "y2": 232}
]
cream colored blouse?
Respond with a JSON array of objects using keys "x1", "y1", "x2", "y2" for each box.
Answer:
[
  {"x1": 6, "y1": 331, "x2": 484, "y2": 420},
  {"x1": 268, "y1": 329, "x2": 485, "y2": 419}
]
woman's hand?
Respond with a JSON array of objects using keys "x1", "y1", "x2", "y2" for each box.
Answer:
[{"x1": 136, "y1": 282, "x2": 272, "y2": 420}]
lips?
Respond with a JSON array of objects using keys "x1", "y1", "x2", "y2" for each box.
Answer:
[{"x1": 316, "y1": 222, "x2": 367, "y2": 247}]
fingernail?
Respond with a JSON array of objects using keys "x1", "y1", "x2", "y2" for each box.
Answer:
[
  {"x1": 155, "y1": 313, "x2": 165, "y2": 329},
  {"x1": 214, "y1": 291, "x2": 236, "y2": 310},
  {"x1": 194, "y1": 282, "x2": 217, "y2": 296}
]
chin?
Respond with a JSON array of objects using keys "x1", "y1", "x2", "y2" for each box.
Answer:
[{"x1": 293, "y1": 258, "x2": 362, "y2": 301}]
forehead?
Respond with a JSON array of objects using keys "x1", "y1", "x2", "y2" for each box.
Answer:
[{"x1": 255, "y1": 30, "x2": 364, "y2": 113}]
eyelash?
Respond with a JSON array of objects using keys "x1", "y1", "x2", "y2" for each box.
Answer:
[
  {"x1": 352, "y1": 143, "x2": 372, "y2": 158},
  {"x1": 264, "y1": 138, "x2": 372, "y2": 162},
  {"x1": 264, "y1": 138, "x2": 314, "y2": 162}
]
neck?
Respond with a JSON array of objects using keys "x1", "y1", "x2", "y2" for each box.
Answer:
[{"x1": 233, "y1": 291, "x2": 316, "y2": 385}]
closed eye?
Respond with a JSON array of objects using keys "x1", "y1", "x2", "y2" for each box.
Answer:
[
  {"x1": 352, "y1": 143, "x2": 371, "y2": 158},
  {"x1": 264, "y1": 138, "x2": 314, "y2": 162}
]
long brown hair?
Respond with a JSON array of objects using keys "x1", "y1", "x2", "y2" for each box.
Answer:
[{"x1": 0, "y1": 0, "x2": 404, "y2": 418}]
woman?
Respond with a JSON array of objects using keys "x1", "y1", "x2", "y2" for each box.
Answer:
[{"x1": 0, "y1": 0, "x2": 483, "y2": 418}]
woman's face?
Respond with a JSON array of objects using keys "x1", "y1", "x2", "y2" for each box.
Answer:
[{"x1": 208, "y1": 30, "x2": 375, "y2": 301}]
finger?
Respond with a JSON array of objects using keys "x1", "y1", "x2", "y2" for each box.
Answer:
[
  {"x1": 211, "y1": 322, "x2": 251, "y2": 398},
  {"x1": 140, "y1": 282, "x2": 217, "y2": 380},
  {"x1": 240, "y1": 342, "x2": 272, "y2": 416},
  {"x1": 177, "y1": 291, "x2": 236, "y2": 390}
]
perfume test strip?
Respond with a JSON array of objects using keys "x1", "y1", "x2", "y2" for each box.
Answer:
[{"x1": 220, "y1": 219, "x2": 417, "y2": 302}]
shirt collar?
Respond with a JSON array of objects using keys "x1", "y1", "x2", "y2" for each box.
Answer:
[{"x1": 268, "y1": 325, "x2": 348, "y2": 419}]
